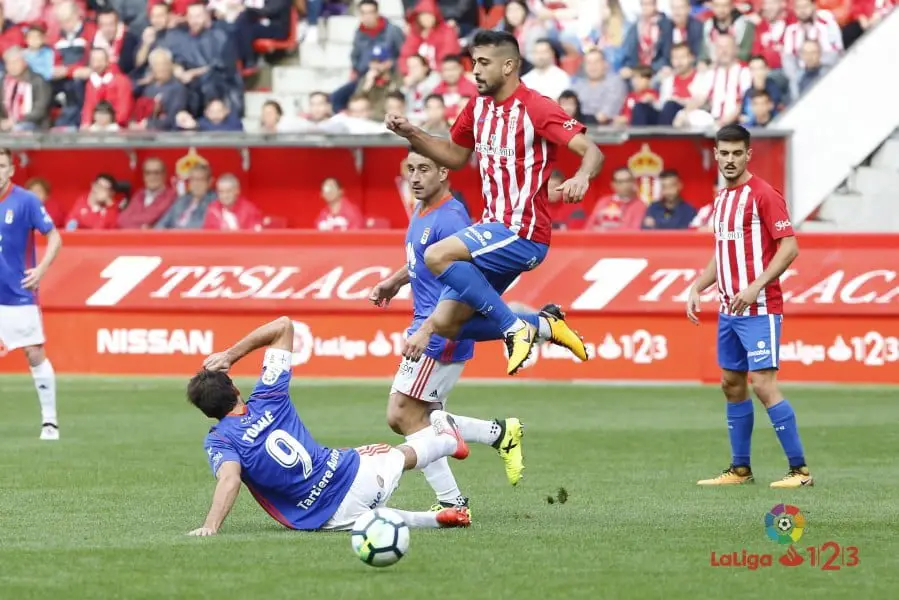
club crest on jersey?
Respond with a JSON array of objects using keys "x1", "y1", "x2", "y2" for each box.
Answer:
[
  {"x1": 4, "y1": 209, "x2": 12, "y2": 224},
  {"x1": 507, "y1": 116, "x2": 517, "y2": 135},
  {"x1": 420, "y1": 227, "x2": 430, "y2": 244}
]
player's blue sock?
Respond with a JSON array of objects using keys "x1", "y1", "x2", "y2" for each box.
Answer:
[
  {"x1": 455, "y1": 313, "x2": 540, "y2": 342},
  {"x1": 726, "y1": 399, "x2": 754, "y2": 468},
  {"x1": 436, "y1": 262, "x2": 519, "y2": 332},
  {"x1": 767, "y1": 400, "x2": 806, "y2": 468}
]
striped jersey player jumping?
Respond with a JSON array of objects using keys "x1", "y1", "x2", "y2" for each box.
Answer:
[
  {"x1": 385, "y1": 29, "x2": 603, "y2": 376},
  {"x1": 687, "y1": 124, "x2": 812, "y2": 489}
]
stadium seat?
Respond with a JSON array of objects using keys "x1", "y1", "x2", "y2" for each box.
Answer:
[
  {"x1": 272, "y1": 66, "x2": 323, "y2": 94},
  {"x1": 326, "y1": 15, "x2": 360, "y2": 45},
  {"x1": 324, "y1": 43, "x2": 353, "y2": 69},
  {"x1": 244, "y1": 91, "x2": 303, "y2": 118},
  {"x1": 299, "y1": 39, "x2": 329, "y2": 68},
  {"x1": 379, "y1": 0, "x2": 405, "y2": 19},
  {"x1": 253, "y1": 9, "x2": 299, "y2": 55}
]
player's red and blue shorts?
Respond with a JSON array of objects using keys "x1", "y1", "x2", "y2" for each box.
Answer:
[
  {"x1": 440, "y1": 222, "x2": 549, "y2": 301},
  {"x1": 717, "y1": 313, "x2": 783, "y2": 372}
]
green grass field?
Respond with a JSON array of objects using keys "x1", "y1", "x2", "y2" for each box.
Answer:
[{"x1": 1, "y1": 376, "x2": 897, "y2": 600}]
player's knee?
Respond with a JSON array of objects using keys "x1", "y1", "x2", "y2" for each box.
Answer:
[
  {"x1": 721, "y1": 373, "x2": 747, "y2": 401},
  {"x1": 423, "y1": 244, "x2": 448, "y2": 275},
  {"x1": 23, "y1": 345, "x2": 45, "y2": 367},
  {"x1": 387, "y1": 393, "x2": 429, "y2": 435},
  {"x1": 749, "y1": 372, "x2": 781, "y2": 406}
]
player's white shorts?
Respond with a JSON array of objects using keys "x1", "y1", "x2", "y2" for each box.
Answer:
[
  {"x1": 320, "y1": 444, "x2": 405, "y2": 531},
  {"x1": 0, "y1": 304, "x2": 45, "y2": 350},
  {"x1": 391, "y1": 355, "x2": 465, "y2": 404}
]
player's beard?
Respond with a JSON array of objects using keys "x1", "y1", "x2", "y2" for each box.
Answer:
[{"x1": 477, "y1": 78, "x2": 501, "y2": 97}]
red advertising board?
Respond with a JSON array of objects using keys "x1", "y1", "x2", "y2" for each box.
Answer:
[{"x1": 1, "y1": 231, "x2": 897, "y2": 384}]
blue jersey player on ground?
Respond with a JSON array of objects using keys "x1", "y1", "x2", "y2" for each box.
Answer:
[
  {"x1": 186, "y1": 317, "x2": 472, "y2": 535},
  {"x1": 0, "y1": 148, "x2": 63, "y2": 441}
]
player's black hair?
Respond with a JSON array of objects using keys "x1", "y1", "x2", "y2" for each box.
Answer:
[
  {"x1": 469, "y1": 29, "x2": 521, "y2": 59},
  {"x1": 659, "y1": 169, "x2": 680, "y2": 179},
  {"x1": 187, "y1": 370, "x2": 239, "y2": 420},
  {"x1": 715, "y1": 124, "x2": 751, "y2": 147}
]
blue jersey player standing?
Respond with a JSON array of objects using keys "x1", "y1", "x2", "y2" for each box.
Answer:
[
  {"x1": 186, "y1": 317, "x2": 471, "y2": 535},
  {"x1": 370, "y1": 152, "x2": 540, "y2": 511},
  {"x1": 0, "y1": 148, "x2": 63, "y2": 440}
]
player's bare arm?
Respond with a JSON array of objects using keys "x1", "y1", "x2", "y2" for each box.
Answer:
[
  {"x1": 730, "y1": 236, "x2": 799, "y2": 314},
  {"x1": 370, "y1": 266, "x2": 409, "y2": 307},
  {"x1": 687, "y1": 254, "x2": 717, "y2": 325},
  {"x1": 203, "y1": 316, "x2": 294, "y2": 372},
  {"x1": 189, "y1": 460, "x2": 242, "y2": 536},
  {"x1": 557, "y1": 134, "x2": 605, "y2": 204},
  {"x1": 22, "y1": 227, "x2": 62, "y2": 290},
  {"x1": 385, "y1": 114, "x2": 472, "y2": 170}
]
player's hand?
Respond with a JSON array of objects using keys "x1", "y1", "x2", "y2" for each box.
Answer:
[
  {"x1": 402, "y1": 329, "x2": 429, "y2": 361},
  {"x1": 729, "y1": 285, "x2": 760, "y2": 315},
  {"x1": 369, "y1": 279, "x2": 401, "y2": 307},
  {"x1": 203, "y1": 351, "x2": 233, "y2": 372},
  {"x1": 385, "y1": 113, "x2": 415, "y2": 138},
  {"x1": 556, "y1": 174, "x2": 589, "y2": 204},
  {"x1": 21, "y1": 267, "x2": 45, "y2": 290},
  {"x1": 187, "y1": 527, "x2": 217, "y2": 536},
  {"x1": 686, "y1": 286, "x2": 702, "y2": 325}
]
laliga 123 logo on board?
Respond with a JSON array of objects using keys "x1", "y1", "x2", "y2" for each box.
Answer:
[{"x1": 709, "y1": 504, "x2": 860, "y2": 571}]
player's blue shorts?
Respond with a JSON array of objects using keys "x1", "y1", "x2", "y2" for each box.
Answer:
[
  {"x1": 717, "y1": 313, "x2": 783, "y2": 372},
  {"x1": 442, "y1": 222, "x2": 549, "y2": 299}
]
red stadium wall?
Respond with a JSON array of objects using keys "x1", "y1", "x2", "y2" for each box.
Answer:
[
  {"x1": 1, "y1": 231, "x2": 896, "y2": 384},
  {"x1": 12, "y1": 137, "x2": 786, "y2": 228}
]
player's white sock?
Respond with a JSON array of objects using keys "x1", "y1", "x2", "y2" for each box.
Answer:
[
  {"x1": 537, "y1": 316, "x2": 552, "y2": 340},
  {"x1": 403, "y1": 431, "x2": 458, "y2": 469},
  {"x1": 30, "y1": 359, "x2": 57, "y2": 425},
  {"x1": 406, "y1": 426, "x2": 464, "y2": 503},
  {"x1": 502, "y1": 318, "x2": 527, "y2": 336},
  {"x1": 389, "y1": 509, "x2": 439, "y2": 528},
  {"x1": 450, "y1": 414, "x2": 501, "y2": 446}
]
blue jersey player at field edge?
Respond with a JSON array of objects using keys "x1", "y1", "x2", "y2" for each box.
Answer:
[
  {"x1": 186, "y1": 317, "x2": 472, "y2": 535},
  {"x1": 0, "y1": 148, "x2": 63, "y2": 441}
]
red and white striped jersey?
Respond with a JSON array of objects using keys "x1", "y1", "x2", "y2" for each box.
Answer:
[
  {"x1": 712, "y1": 175, "x2": 794, "y2": 316},
  {"x1": 696, "y1": 63, "x2": 751, "y2": 120},
  {"x1": 783, "y1": 10, "x2": 844, "y2": 57},
  {"x1": 450, "y1": 83, "x2": 586, "y2": 245}
]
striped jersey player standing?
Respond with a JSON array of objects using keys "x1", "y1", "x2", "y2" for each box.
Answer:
[
  {"x1": 0, "y1": 148, "x2": 63, "y2": 440},
  {"x1": 686, "y1": 125, "x2": 812, "y2": 489},
  {"x1": 385, "y1": 29, "x2": 602, "y2": 376}
]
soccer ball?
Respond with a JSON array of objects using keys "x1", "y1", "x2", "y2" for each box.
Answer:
[
  {"x1": 350, "y1": 508, "x2": 410, "y2": 567},
  {"x1": 778, "y1": 517, "x2": 793, "y2": 532}
]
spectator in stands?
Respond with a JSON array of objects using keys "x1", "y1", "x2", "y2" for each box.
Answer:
[
  {"x1": 547, "y1": 169, "x2": 587, "y2": 230},
  {"x1": 744, "y1": 88, "x2": 777, "y2": 126},
  {"x1": 529, "y1": 0, "x2": 591, "y2": 55},
  {"x1": 93, "y1": 9, "x2": 127, "y2": 69},
  {"x1": 4, "y1": 0, "x2": 44, "y2": 25},
  {"x1": 616, "y1": 65, "x2": 659, "y2": 125},
  {"x1": 570, "y1": 48, "x2": 627, "y2": 126},
  {"x1": 421, "y1": 93, "x2": 449, "y2": 134},
  {"x1": 204, "y1": 173, "x2": 263, "y2": 231},
  {"x1": 80, "y1": 47, "x2": 132, "y2": 129},
  {"x1": 406, "y1": 0, "x2": 480, "y2": 37},
  {"x1": 750, "y1": 0, "x2": 794, "y2": 75},
  {"x1": 23, "y1": 21, "x2": 54, "y2": 81},
  {"x1": 741, "y1": 55, "x2": 783, "y2": 118},
  {"x1": 781, "y1": 0, "x2": 843, "y2": 86},
  {"x1": 844, "y1": 0, "x2": 895, "y2": 48},
  {"x1": 299, "y1": 0, "x2": 324, "y2": 44},
  {"x1": 675, "y1": 33, "x2": 749, "y2": 128},
  {"x1": 384, "y1": 90, "x2": 406, "y2": 119},
  {"x1": 155, "y1": 163, "x2": 215, "y2": 229},
  {"x1": 620, "y1": 0, "x2": 670, "y2": 78},
  {"x1": 587, "y1": 167, "x2": 647, "y2": 231},
  {"x1": 133, "y1": 47, "x2": 187, "y2": 131},
  {"x1": 64, "y1": 173, "x2": 119, "y2": 230},
  {"x1": 355, "y1": 44, "x2": 402, "y2": 121},
  {"x1": 432, "y1": 54, "x2": 477, "y2": 123},
  {"x1": 661, "y1": 0, "x2": 703, "y2": 66},
  {"x1": 259, "y1": 99, "x2": 283, "y2": 133},
  {"x1": 299, "y1": 91, "x2": 333, "y2": 126},
  {"x1": 117, "y1": 157, "x2": 178, "y2": 229},
  {"x1": 496, "y1": 0, "x2": 548, "y2": 64},
  {"x1": 558, "y1": 89, "x2": 594, "y2": 125},
  {"x1": 788, "y1": 38, "x2": 829, "y2": 100},
  {"x1": 403, "y1": 54, "x2": 440, "y2": 123},
  {"x1": 163, "y1": 2, "x2": 241, "y2": 116},
  {"x1": 327, "y1": 94, "x2": 389, "y2": 134},
  {"x1": 398, "y1": 0, "x2": 461, "y2": 75},
  {"x1": 25, "y1": 176, "x2": 65, "y2": 227},
  {"x1": 315, "y1": 177, "x2": 364, "y2": 231},
  {"x1": 50, "y1": 0, "x2": 95, "y2": 127},
  {"x1": 0, "y1": 4, "x2": 24, "y2": 56},
  {"x1": 123, "y1": 2, "x2": 173, "y2": 85},
  {"x1": 108, "y1": 0, "x2": 150, "y2": 32},
  {"x1": 589, "y1": 0, "x2": 628, "y2": 71},
  {"x1": 177, "y1": 97, "x2": 244, "y2": 131},
  {"x1": 88, "y1": 99, "x2": 120, "y2": 131},
  {"x1": 699, "y1": 0, "x2": 756, "y2": 63},
  {"x1": 521, "y1": 39, "x2": 571, "y2": 103},
  {"x1": 642, "y1": 169, "x2": 696, "y2": 229},
  {"x1": 658, "y1": 42, "x2": 699, "y2": 125},
  {"x1": 230, "y1": 0, "x2": 292, "y2": 69},
  {"x1": 1, "y1": 47, "x2": 52, "y2": 131}
]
